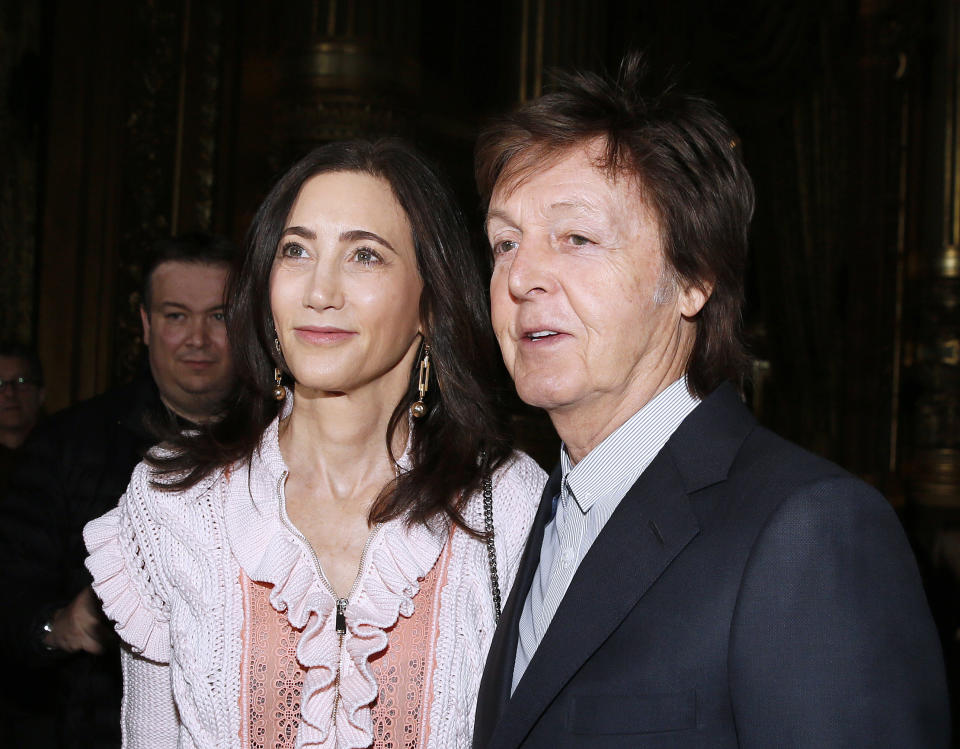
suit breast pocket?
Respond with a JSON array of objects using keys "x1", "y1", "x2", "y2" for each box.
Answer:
[{"x1": 567, "y1": 689, "x2": 697, "y2": 735}]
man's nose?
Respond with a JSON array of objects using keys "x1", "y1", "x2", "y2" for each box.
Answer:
[
  {"x1": 506, "y1": 237, "x2": 555, "y2": 300},
  {"x1": 186, "y1": 317, "x2": 210, "y2": 347}
]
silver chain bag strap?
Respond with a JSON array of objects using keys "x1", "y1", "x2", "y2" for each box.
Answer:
[{"x1": 482, "y1": 464, "x2": 502, "y2": 623}]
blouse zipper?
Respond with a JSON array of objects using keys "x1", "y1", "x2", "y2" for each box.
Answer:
[{"x1": 275, "y1": 471, "x2": 382, "y2": 733}]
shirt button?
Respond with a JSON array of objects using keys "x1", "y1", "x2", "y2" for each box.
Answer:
[{"x1": 560, "y1": 549, "x2": 576, "y2": 569}]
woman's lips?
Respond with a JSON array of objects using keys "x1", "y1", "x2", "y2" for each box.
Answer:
[{"x1": 294, "y1": 327, "x2": 357, "y2": 345}]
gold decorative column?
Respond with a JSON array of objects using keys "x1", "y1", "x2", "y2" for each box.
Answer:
[
  {"x1": 908, "y1": 0, "x2": 960, "y2": 509},
  {"x1": 515, "y1": 0, "x2": 607, "y2": 103},
  {"x1": 270, "y1": 0, "x2": 423, "y2": 167}
]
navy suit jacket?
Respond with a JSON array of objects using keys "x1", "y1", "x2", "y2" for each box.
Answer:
[{"x1": 473, "y1": 383, "x2": 949, "y2": 748}]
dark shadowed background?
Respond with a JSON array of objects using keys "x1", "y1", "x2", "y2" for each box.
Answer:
[{"x1": 2, "y1": 0, "x2": 958, "y2": 735}]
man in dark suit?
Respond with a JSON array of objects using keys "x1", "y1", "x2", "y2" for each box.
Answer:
[
  {"x1": 473, "y1": 56, "x2": 949, "y2": 748},
  {"x1": 0, "y1": 233, "x2": 237, "y2": 748}
]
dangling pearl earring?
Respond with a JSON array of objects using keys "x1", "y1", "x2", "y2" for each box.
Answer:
[
  {"x1": 409, "y1": 344, "x2": 431, "y2": 419},
  {"x1": 272, "y1": 368, "x2": 286, "y2": 401}
]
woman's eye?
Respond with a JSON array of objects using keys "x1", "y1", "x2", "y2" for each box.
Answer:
[
  {"x1": 568, "y1": 234, "x2": 591, "y2": 247},
  {"x1": 280, "y1": 242, "x2": 308, "y2": 259},
  {"x1": 492, "y1": 239, "x2": 518, "y2": 256},
  {"x1": 354, "y1": 247, "x2": 382, "y2": 265}
]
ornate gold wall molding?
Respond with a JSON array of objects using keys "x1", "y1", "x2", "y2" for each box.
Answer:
[
  {"x1": 267, "y1": 1, "x2": 423, "y2": 168},
  {"x1": 0, "y1": 4, "x2": 44, "y2": 346},
  {"x1": 908, "y1": 0, "x2": 960, "y2": 509},
  {"x1": 516, "y1": 0, "x2": 606, "y2": 103},
  {"x1": 35, "y1": 0, "x2": 231, "y2": 411}
]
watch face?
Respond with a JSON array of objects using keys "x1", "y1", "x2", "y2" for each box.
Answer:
[{"x1": 41, "y1": 620, "x2": 56, "y2": 651}]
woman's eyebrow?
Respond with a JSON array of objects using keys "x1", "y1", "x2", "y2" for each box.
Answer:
[
  {"x1": 340, "y1": 229, "x2": 396, "y2": 253},
  {"x1": 280, "y1": 226, "x2": 316, "y2": 240}
]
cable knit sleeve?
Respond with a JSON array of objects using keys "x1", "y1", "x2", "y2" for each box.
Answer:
[
  {"x1": 120, "y1": 646, "x2": 178, "y2": 748},
  {"x1": 84, "y1": 461, "x2": 172, "y2": 663}
]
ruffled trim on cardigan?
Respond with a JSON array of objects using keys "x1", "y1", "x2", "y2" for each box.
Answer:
[
  {"x1": 84, "y1": 501, "x2": 171, "y2": 663},
  {"x1": 222, "y1": 411, "x2": 449, "y2": 748}
]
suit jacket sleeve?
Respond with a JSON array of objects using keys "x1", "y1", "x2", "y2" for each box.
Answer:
[
  {"x1": 0, "y1": 420, "x2": 77, "y2": 665},
  {"x1": 728, "y1": 475, "x2": 949, "y2": 748}
]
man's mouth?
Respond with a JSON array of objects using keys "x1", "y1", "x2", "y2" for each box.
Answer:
[{"x1": 525, "y1": 330, "x2": 561, "y2": 341}]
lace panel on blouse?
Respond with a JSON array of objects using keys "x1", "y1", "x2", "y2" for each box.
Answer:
[
  {"x1": 370, "y1": 538, "x2": 451, "y2": 748},
  {"x1": 239, "y1": 537, "x2": 453, "y2": 748},
  {"x1": 240, "y1": 571, "x2": 305, "y2": 749}
]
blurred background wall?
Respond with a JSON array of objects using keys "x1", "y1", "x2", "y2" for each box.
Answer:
[{"x1": 2, "y1": 0, "x2": 959, "y2": 725}]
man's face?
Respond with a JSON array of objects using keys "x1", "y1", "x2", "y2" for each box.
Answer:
[
  {"x1": 0, "y1": 355, "x2": 44, "y2": 436},
  {"x1": 487, "y1": 145, "x2": 706, "y2": 439},
  {"x1": 140, "y1": 261, "x2": 234, "y2": 420}
]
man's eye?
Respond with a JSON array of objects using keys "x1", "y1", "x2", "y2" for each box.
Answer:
[
  {"x1": 211, "y1": 312, "x2": 225, "y2": 322},
  {"x1": 568, "y1": 234, "x2": 592, "y2": 246},
  {"x1": 493, "y1": 240, "x2": 518, "y2": 255},
  {"x1": 165, "y1": 313, "x2": 185, "y2": 321}
]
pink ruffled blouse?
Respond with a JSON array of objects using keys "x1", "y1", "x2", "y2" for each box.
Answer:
[{"x1": 238, "y1": 538, "x2": 453, "y2": 749}]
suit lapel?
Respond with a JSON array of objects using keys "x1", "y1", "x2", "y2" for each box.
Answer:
[
  {"x1": 473, "y1": 466, "x2": 561, "y2": 748},
  {"x1": 487, "y1": 451, "x2": 700, "y2": 748},
  {"x1": 483, "y1": 383, "x2": 756, "y2": 749}
]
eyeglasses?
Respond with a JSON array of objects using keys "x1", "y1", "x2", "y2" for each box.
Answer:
[{"x1": 0, "y1": 376, "x2": 40, "y2": 392}]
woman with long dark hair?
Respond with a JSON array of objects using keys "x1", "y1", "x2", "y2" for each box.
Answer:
[{"x1": 84, "y1": 139, "x2": 545, "y2": 749}]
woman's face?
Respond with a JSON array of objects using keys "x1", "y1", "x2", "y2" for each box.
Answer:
[{"x1": 270, "y1": 171, "x2": 424, "y2": 400}]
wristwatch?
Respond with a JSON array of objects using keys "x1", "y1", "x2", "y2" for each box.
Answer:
[{"x1": 41, "y1": 618, "x2": 57, "y2": 651}]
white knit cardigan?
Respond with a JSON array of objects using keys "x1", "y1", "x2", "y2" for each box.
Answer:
[{"x1": 83, "y1": 414, "x2": 545, "y2": 749}]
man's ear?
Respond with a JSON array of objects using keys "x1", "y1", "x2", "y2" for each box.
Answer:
[
  {"x1": 140, "y1": 305, "x2": 151, "y2": 346},
  {"x1": 678, "y1": 279, "x2": 714, "y2": 318}
]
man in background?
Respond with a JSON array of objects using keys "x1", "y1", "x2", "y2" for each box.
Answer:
[
  {"x1": 0, "y1": 233, "x2": 237, "y2": 748},
  {"x1": 0, "y1": 341, "x2": 45, "y2": 492}
]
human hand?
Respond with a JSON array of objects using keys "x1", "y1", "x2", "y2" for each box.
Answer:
[{"x1": 43, "y1": 586, "x2": 115, "y2": 654}]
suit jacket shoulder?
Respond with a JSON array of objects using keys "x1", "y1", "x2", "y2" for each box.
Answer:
[{"x1": 475, "y1": 383, "x2": 949, "y2": 748}]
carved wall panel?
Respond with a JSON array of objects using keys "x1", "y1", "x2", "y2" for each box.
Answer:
[
  {"x1": 906, "y1": 0, "x2": 960, "y2": 509},
  {"x1": 24, "y1": 0, "x2": 949, "y2": 495},
  {"x1": 113, "y1": 0, "x2": 230, "y2": 385},
  {"x1": 35, "y1": 0, "x2": 232, "y2": 411},
  {"x1": 0, "y1": 2, "x2": 45, "y2": 346}
]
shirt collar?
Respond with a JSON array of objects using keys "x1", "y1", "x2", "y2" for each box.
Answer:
[{"x1": 559, "y1": 377, "x2": 700, "y2": 514}]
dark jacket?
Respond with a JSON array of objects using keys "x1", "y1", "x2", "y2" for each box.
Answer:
[
  {"x1": 474, "y1": 383, "x2": 949, "y2": 748},
  {"x1": 0, "y1": 374, "x2": 170, "y2": 749}
]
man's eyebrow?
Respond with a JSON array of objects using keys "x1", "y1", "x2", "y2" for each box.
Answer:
[
  {"x1": 157, "y1": 301, "x2": 225, "y2": 313},
  {"x1": 485, "y1": 200, "x2": 602, "y2": 229},
  {"x1": 340, "y1": 229, "x2": 396, "y2": 254},
  {"x1": 484, "y1": 208, "x2": 514, "y2": 230},
  {"x1": 547, "y1": 199, "x2": 603, "y2": 215}
]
